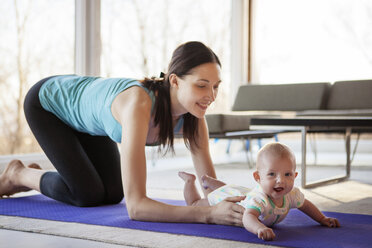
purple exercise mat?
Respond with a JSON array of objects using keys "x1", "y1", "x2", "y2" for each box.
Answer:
[{"x1": 1, "y1": 194, "x2": 371, "y2": 248}]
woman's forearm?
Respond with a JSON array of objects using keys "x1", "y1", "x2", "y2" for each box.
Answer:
[
  {"x1": 190, "y1": 118, "x2": 217, "y2": 196},
  {"x1": 127, "y1": 196, "x2": 211, "y2": 223}
]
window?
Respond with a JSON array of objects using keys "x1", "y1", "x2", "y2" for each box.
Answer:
[
  {"x1": 0, "y1": 0, "x2": 233, "y2": 155},
  {"x1": 251, "y1": 0, "x2": 372, "y2": 84},
  {"x1": 101, "y1": 0, "x2": 232, "y2": 112},
  {"x1": 0, "y1": 0, "x2": 74, "y2": 154}
]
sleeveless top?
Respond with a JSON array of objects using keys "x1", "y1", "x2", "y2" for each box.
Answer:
[{"x1": 38, "y1": 75, "x2": 183, "y2": 144}]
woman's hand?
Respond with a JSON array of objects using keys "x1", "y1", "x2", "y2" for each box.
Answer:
[{"x1": 208, "y1": 196, "x2": 246, "y2": 226}]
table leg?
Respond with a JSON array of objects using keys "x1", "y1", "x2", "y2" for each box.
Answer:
[
  {"x1": 346, "y1": 127, "x2": 351, "y2": 177},
  {"x1": 302, "y1": 127, "x2": 351, "y2": 188},
  {"x1": 301, "y1": 126, "x2": 307, "y2": 188}
]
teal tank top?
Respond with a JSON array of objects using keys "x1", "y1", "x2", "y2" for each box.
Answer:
[{"x1": 38, "y1": 75, "x2": 183, "y2": 144}]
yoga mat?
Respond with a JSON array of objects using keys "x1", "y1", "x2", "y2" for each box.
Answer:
[{"x1": 1, "y1": 194, "x2": 371, "y2": 248}]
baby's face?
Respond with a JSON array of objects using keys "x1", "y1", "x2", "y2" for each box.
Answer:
[{"x1": 257, "y1": 156, "x2": 297, "y2": 201}]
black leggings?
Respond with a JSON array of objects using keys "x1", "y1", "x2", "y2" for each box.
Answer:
[{"x1": 24, "y1": 77, "x2": 124, "y2": 207}]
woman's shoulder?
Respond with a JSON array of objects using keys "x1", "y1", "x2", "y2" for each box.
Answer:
[
  {"x1": 118, "y1": 85, "x2": 152, "y2": 105},
  {"x1": 111, "y1": 85, "x2": 153, "y2": 121}
]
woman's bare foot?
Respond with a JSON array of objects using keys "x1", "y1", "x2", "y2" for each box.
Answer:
[
  {"x1": 201, "y1": 175, "x2": 226, "y2": 191},
  {"x1": 0, "y1": 160, "x2": 41, "y2": 198},
  {"x1": 178, "y1": 171, "x2": 196, "y2": 183},
  {"x1": 27, "y1": 163, "x2": 42, "y2": 170}
]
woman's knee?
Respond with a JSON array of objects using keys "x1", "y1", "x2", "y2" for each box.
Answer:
[
  {"x1": 73, "y1": 189, "x2": 123, "y2": 207},
  {"x1": 71, "y1": 187, "x2": 106, "y2": 207},
  {"x1": 105, "y1": 191, "x2": 124, "y2": 205},
  {"x1": 73, "y1": 196, "x2": 103, "y2": 207}
]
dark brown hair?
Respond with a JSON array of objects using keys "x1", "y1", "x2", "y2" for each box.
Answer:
[{"x1": 142, "y1": 41, "x2": 221, "y2": 153}]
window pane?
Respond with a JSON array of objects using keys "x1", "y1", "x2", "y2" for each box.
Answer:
[
  {"x1": 252, "y1": 0, "x2": 372, "y2": 84},
  {"x1": 0, "y1": 0, "x2": 74, "y2": 154},
  {"x1": 101, "y1": 0, "x2": 232, "y2": 112}
]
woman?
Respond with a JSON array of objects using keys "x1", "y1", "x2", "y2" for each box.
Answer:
[{"x1": 0, "y1": 41, "x2": 245, "y2": 225}]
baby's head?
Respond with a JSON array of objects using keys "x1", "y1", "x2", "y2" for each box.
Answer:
[{"x1": 253, "y1": 142, "x2": 297, "y2": 201}]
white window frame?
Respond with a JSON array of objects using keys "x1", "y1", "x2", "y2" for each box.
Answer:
[
  {"x1": 230, "y1": 0, "x2": 250, "y2": 107},
  {"x1": 75, "y1": 0, "x2": 101, "y2": 76},
  {"x1": 75, "y1": 0, "x2": 249, "y2": 100}
]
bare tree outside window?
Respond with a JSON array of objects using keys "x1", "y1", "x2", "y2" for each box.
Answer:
[
  {"x1": 101, "y1": 0, "x2": 232, "y2": 114},
  {"x1": 0, "y1": 0, "x2": 230, "y2": 155},
  {"x1": 0, "y1": 0, "x2": 74, "y2": 155}
]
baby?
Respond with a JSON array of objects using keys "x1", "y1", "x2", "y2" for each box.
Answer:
[{"x1": 179, "y1": 142, "x2": 340, "y2": 241}]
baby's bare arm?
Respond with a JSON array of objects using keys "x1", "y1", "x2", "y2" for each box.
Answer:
[
  {"x1": 243, "y1": 209, "x2": 275, "y2": 241},
  {"x1": 299, "y1": 199, "x2": 340, "y2": 227}
]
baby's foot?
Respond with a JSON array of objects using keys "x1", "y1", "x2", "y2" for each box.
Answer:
[
  {"x1": 0, "y1": 160, "x2": 40, "y2": 198},
  {"x1": 178, "y1": 171, "x2": 196, "y2": 183},
  {"x1": 201, "y1": 175, "x2": 225, "y2": 190}
]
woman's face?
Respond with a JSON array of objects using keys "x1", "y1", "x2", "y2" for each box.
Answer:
[{"x1": 170, "y1": 62, "x2": 221, "y2": 118}]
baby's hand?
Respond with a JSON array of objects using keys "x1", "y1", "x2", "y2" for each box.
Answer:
[
  {"x1": 320, "y1": 217, "x2": 340, "y2": 228},
  {"x1": 257, "y1": 227, "x2": 276, "y2": 241}
]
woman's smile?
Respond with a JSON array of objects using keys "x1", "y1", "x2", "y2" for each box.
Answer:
[{"x1": 196, "y1": 101, "x2": 210, "y2": 110}]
